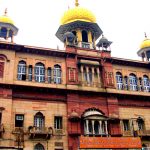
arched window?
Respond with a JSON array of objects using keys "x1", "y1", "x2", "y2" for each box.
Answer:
[
  {"x1": 72, "y1": 31, "x2": 77, "y2": 43},
  {"x1": 1, "y1": 27, "x2": 7, "y2": 38},
  {"x1": 143, "y1": 75, "x2": 149, "y2": 92},
  {"x1": 116, "y1": 72, "x2": 123, "y2": 90},
  {"x1": 54, "y1": 65, "x2": 61, "y2": 84},
  {"x1": 35, "y1": 63, "x2": 45, "y2": 83},
  {"x1": 129, "y1": 73, "x2": 138, "y2": 91},
  {"x1": 0, "y1": 56, "x2": 5, "y2": 78},
  {"x1": 17, "y1": 60, "x2": 26, "y2": 81},
  {"x1": 82, "y1": 30, "x2": 88, "y2": 42},
  {"x1": 34, "y1": 112, "x2": 45, "y2": 130},
  {"x1": 34, "y1": 143, "x2": 45, "y2": 150}
]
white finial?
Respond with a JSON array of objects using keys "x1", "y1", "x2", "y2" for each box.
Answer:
[
  {"x1": 4, "y1": 8, "x2": 7, "y2": 15},
  {"x1": 144, "y1": 32, "x2": 147, "y2": 38}
]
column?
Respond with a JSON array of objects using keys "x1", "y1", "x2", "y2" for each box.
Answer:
[
  {"x1": 6, "y1": 28, "x2": 10, "y2": 40},
  {"x1": 99, "y1": 121, "x2": 102, "y2": 136},
  {"x1": 80, "y1": 65, "x2": 84, "y2": 85},
  {"x1": 86, "y1": 120, "x2": 89, "y2": 135},
  {"x1": 92, "y1": 120, "x2": 95, "y2": 135},
  {"x1": 26, "y1": 65, "x2": 28, "y2": 81},
  {"x1": 92, "y1": 67, "x2": 95, "y2": 86},
  {"x1": 11, "y1": 32, "x2": 14, "y2": 43},
  {"x1": 86, "y1": 66, "x2": 89, "y2": 85},
  {"x1": 77, "y1": 29, "x2": 82, "y2": 47},
  {"x1": 97, "y1": 68, "x2": 100, "y2": 87},
  {"x1": 144, "y1": 51, "x2": 148, "y2": 62},
  {"x1": 105, "y1": 121, "x2": 108, "y2": 136},
  {"x1": 32, "y1": 66, "x2": 35, "y2": 82},
  {"x1": 45, "y1": 66, "x2": 48, "y2": 83}
]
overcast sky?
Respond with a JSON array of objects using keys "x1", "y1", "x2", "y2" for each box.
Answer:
[{"x1": 0, "y1": 0, "x2": 150, "y2": 60}]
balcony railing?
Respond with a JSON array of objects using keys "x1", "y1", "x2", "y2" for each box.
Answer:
[
  {"x1": 54, "y1": 129, "x2": 64, "y2": 135},
  {"x1": 137, "y1": 130, "x2": 150, "y2": 136},
  {"x1": 122, "y1": 130, "x2": 133, "y2": 136},
  {"x1": 28, "y1": 126, "x2": 53, "y2": 139},
  {"x1": 84, "y1": 131, "x2": 108, "y2": 137},
  {"x1": 79, "y1": 81, "x2": 101, "y2": 87},
  {"x1": 81, "y1": 42, "x2": 90, "y2": 49}
]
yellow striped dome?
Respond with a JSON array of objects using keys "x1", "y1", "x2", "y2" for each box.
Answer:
[
  {"x1": 61, "y1": 6, "x2": 96, "y2": 25},
  {"x1": 140, "y1": 38, "x2": 150, "y2": 49},
  {"x1": 0, "y1": 15, "x2": 14, "y2": 25}
]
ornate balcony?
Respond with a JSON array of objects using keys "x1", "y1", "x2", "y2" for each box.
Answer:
[
  {"x1": 28, "y1": 126, "x2": 53, "y2": 139},
  {"x1": 12, "y1": 127, "x2": 25, "y2": 149}
]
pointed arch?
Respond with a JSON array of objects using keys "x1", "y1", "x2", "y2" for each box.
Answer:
[
  {"x1": 34, "y1": 62, "x2": 45, "y2": 82},
  {"x1": 54, "y1": 64, "x2": 61, "y2": 84},
  {"x1": 34, "y1": 143, "x2": 45, "y2": 150},
  {"x1": 116, "y1": 72, "x2": 123, "y2": 90},
  {"x1": 34, "y1": 112, "x2": 45, "y2": 129},
  {"x1": 129, "y1": 73, "x2": 137, "y2": 91},
  {"x1": 143, "y1": 75, "x2": 149, "y2": 92},
  {"x1": 17, "y1": 60, "x2": 26, "y2": 81}
]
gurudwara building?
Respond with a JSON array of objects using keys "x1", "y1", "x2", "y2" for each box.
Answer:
[{"x1": 0, "y1": 0, "x2": 150, "y2": 150}]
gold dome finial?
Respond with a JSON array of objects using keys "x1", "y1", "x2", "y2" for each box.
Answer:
[
  {"x1": 75, "y1": 0, "x2": 79, "y2": 7},
  {"x1": 4, "y1": 8, "x2": 7, "y2": 16}
]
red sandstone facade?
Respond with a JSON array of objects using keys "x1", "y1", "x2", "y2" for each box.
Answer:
[{"x1": 0, "y1": 1, "x2": 150, "y2": 150}]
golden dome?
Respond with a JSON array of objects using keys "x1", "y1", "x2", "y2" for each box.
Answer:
[
  {"x1": 0, "y1": 9, "x2": 14, "y2": 25},
  {"x1": 140, "y1": 38, "x2": 150, "y2": 49},
  {"x1": 61, "y1": 6, "x2": 96, "y2": 25}
]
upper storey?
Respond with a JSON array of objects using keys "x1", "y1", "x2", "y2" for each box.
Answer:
[{"x1": 56, "y1": 0, "x2": 103, "y2": 50}]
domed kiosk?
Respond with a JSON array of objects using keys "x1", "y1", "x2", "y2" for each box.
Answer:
[
  {"x1": 137, "y1": 33, "x2": 150, "y2": 62},
  {"x1": 0, "y1": 9, "x2": 18, "y2": 43},
  {"x1": 56, "y1": 0, "x2": 103, "y2": 49}
]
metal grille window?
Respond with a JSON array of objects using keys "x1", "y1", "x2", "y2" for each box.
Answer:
[
  {"x1": 116, "y1": 72, "x2": 123, "y2": 90},
  {"x1": 34, "y1": 112, "x2": 44, "y2": 129},
  {"x1": 28, "y1": 65, "x2": 32, "y2": 81},
  {"x1": 15, "y1": 114, "x2": 24, "y2": 127},
  {"x1": 47, "y1": 67, "x2": 51, "y2": 83},
  {"x1": 17, "y1": 61, "x2": 26, "y2": 81},
  {"x1": 143, "y1": 75, "x2": 149, "y2": 92},
  {"x1": 54, "y1": 116, "x2": 62, "y2": 129},
  {"x1": 54, "y1": 65, "x2": 61, "y2": 84},
  {"x1": 34, "y1": 143, "x2": 45, "y2": 150},
  {"x1": 129, "y1": 74, "x2": 138, "y2": 91},
  {"x1": 34, "y1": 63, "x2": 45, "y2": 83}
]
